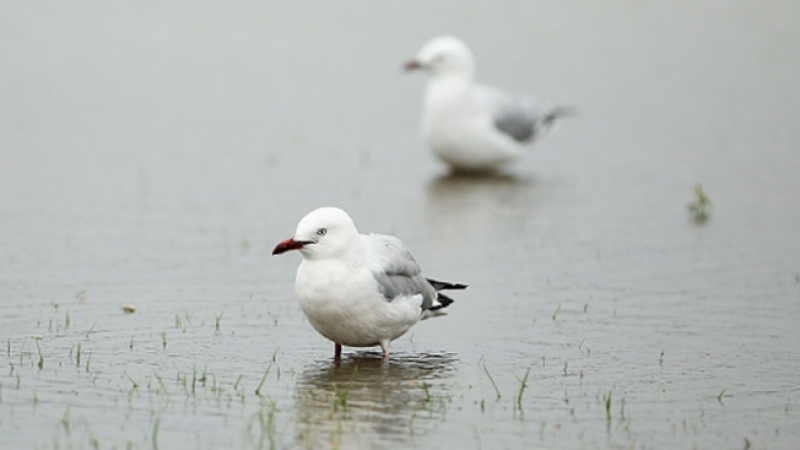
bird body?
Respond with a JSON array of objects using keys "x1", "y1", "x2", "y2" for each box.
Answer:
[
  {"x1": 273, "y1": 207, "x2": 465, "y2": 357},
  {"x1": 407, "y1": 36, "x2": 572, "y2": 172},
  {"x1": 294, "y1": 246, "x2": 420, "y2": 350}
]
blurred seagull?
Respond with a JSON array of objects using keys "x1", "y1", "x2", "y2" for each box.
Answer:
[
  {"x1": 272, "y1": 207, "x2": 466, "y2": 359},
  {"x1": 405, "y1": 36, "x2": 574, "y2": 172}
]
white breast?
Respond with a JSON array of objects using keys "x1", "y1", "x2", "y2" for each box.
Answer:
[{"x1": 295, "y1": 260, "x2": 421, "y2": 347}]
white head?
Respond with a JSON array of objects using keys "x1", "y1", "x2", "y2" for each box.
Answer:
[
  {"x1": 272, "y1": 207, "x2": 361, "y2": 260},
  {"x1": 405, "y1": 36, "x2": 476, "y2": 80}
]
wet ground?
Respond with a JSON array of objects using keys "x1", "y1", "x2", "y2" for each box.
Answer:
[{"x1": 2, "y1": 2, "x2": 799, "y2": 449}]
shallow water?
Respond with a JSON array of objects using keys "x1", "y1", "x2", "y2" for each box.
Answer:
[{"x1": 2, "y1": 1, "x2": 800, "y2": 449}]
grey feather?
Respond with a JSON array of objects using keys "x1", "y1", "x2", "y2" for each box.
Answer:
[
  {"x1": 364, "y1": 234, "x2": 462, "y2": 312},
  {"x1": 427, "y1": 278, "x2": 468, "y2": 291},
  {"x1": 475, "y1": 85, "x2": 573, "y2": 144}
]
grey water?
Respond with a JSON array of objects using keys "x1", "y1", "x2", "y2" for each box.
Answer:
[{"x1": 1, "y1": 2, "x2": 799, "y2": 449}]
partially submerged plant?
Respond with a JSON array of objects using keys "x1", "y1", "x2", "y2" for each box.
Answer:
[
  {"x1": 515, "y1": 368, "x2": 531, "y2": 411},
  {"x1": 480, "y1": 363, "x2": 502, "y2": 400},
  {"x1": 331, "y1": 382, "x2": 350, "y2": 413},
  {"x1": 255, "y1": 364, "x2": 272, "y2": 396},
  {"x1": 687, "y1": 184, "x2": 712, "y2": 224}
]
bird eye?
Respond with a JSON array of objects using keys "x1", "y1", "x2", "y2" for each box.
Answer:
[{"x1": 316, "y1": 228, "x2": 327, "y2": 236}]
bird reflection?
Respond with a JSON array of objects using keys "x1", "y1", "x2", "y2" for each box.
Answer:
[
  {"x1": 427, "y1": 171, "x2": 533, "y2": 199},
  {"x1": 293, "y1": 352, "x2": 457, "y2": 449},
  {"x1": 424, "y1": 172, "x2": 539, "y2": 255}
]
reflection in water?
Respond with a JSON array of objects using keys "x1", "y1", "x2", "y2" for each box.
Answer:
[
  {"x1": 293, "y1": 352, "x2": 457, "y2": 449},
  {"x1": 424, "y1": 173, "x2": 540, "y2": 255},
  {"x1": 426, "y1": 172, "x2": 536, "y2": 215}
]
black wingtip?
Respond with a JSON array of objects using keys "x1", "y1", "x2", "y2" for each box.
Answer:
[
  {"x1": 427, "y1": 278, "x2": 469, "y2": 291},
  {"x1": 430, "y1": 292, "x2": 455, "y2": 310},
  {"x1": 546, "y1": 106, "x2": 578, "y2": 123}
]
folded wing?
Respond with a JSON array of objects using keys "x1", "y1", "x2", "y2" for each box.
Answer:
[
  {"x1": 364, "y1": 234, "x2": 460, "y2": 312},
  {"x1": 476, "y1": 85, "x2": 573, "y2": 144}
]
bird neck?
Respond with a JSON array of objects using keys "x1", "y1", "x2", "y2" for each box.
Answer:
[
  {"x1": 303, "y1": 234, "x2": 367, "y2": 265},
  {"x1": 425, "y1": 74, "x2": 475, "y2": 114}
]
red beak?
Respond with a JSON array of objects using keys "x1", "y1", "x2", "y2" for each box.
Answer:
[
  {"x1": 272, "y1": 238, "x2": 311, "y2": 255},
  {"x1": 404, "y1": 59, "x2": 424, "y2": 71}
]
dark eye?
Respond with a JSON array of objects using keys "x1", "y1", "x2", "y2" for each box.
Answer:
[{"x1": 316, "y1": 228, "x2": 327, "y2": 236}]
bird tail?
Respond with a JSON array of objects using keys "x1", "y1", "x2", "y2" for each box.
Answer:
[
  {"x1": 543, "y1": 106, "x2": 578, "y2": 126},
  {"x1": 421, "y1": 292, "x2": 455, "y2": 319},
  {"x1": 531, "y1": 105, "x2": 577, "y2": 141},
  {"x1": 422, "y1": 278, "x2": 464, "y2": 319},
  {"x1": 426, "y1": 278, "x2": 468, "y2": 291},
  {"x1": 430, "y1": 292, "x2": 455, "y2": 311}
]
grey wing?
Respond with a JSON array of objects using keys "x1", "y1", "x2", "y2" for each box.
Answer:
[
  {"x1": 363, "y1": 234, "x2": 438, "y2": 310},
  {"x1": 476, "y1": 85, "x2": 566, "y2": 143}
]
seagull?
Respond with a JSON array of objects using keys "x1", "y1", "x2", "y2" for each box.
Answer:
[
  {"x1": 272, "y1": 207, "x2": 466, "y2": 359},
  {"x1": 405, "y1": 35, "x2": 574, "y2": 172}
]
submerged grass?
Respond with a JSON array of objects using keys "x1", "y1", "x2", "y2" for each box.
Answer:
[
  {"x1": 214, "y1": 312, "x2": 223, "y2": 332},
  {"x1": 331, "y1": 367, "x2": 358, "y2": 415},
  {"x1": 551, "y1": 302, "x2": 562, "y2": 321},
  {"x1": 718, "y1": 388, "x2": 728, "y2": 404},
  {"x1": 34, "y1": 340, "x2": 44, "y2": 370},
  {"x1": 85, "y1": 322, "x2": 97, "y2": 339},
  {"x1": 124, "y1": 371, "x2": 139, "y2": 390},
  {"x1": 481, "y1": 363, "x2": 502, "y2": 400},
  {"x1": 254, "y1": 399, "x2": 278, "y2": 449},
  {"x1": 255, "y1": 363, "x2": 273, "y2": 396},
  {"x1": 331, "y1": 382, "x2": 350, "y2": 414},
  {"x1": 420, "y1": 381, "x2": 431, "y2": 403},
  {"x1": 152, "y1": 418, "x2": 160, "y2": 450},
  {"x1": 515, "y1": 368, "x2": 531, "y2": 412}
]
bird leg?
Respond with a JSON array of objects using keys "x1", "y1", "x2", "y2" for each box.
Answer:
[
  {"x1": 334, "y1": 343, "x2": 342, "y2": 360},
  {"x1": 380, "y1": 340, "x2": 390, "y2": 359}
]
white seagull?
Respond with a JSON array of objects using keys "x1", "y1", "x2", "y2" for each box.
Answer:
[
  {"x1": 405, "y1": 35, "x2": 574, "y2": 172},
  {"x1": 272, "y1": 207, "x2": 466, "y2": 358}
]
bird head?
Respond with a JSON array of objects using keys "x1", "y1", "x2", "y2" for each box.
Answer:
[
  {"x1": 404, "y1": 36, "x2": 475, "y2": 79},
  {"x1": 272, "y1": 207, "x2": 361, "y2": 260}
]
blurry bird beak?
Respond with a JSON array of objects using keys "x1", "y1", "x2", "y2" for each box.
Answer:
[
  {"x1": 272, "y1": 238, "x2": 311, "y2": 255},
  {"x1": 404, "y1": 59, "x2": 425, "y2": 71}
]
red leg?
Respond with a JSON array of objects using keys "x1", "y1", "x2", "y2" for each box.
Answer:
[{"x1": 335, "y1": 343, "x2": 342, "y2": 359}]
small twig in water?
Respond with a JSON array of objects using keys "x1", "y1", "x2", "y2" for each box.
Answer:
[
  {"x1": 717, "y1": 388, "x2": 727, "y2": 404},
  {"x1": 35, "y1": 340, "x2": 44, "y2": 370},
  {"x1": 551, "y1": 302, "x2": 562, "y2": 321},
  {"x1": 85, "y1": 322, "x2": 98, "y2": 339}
]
